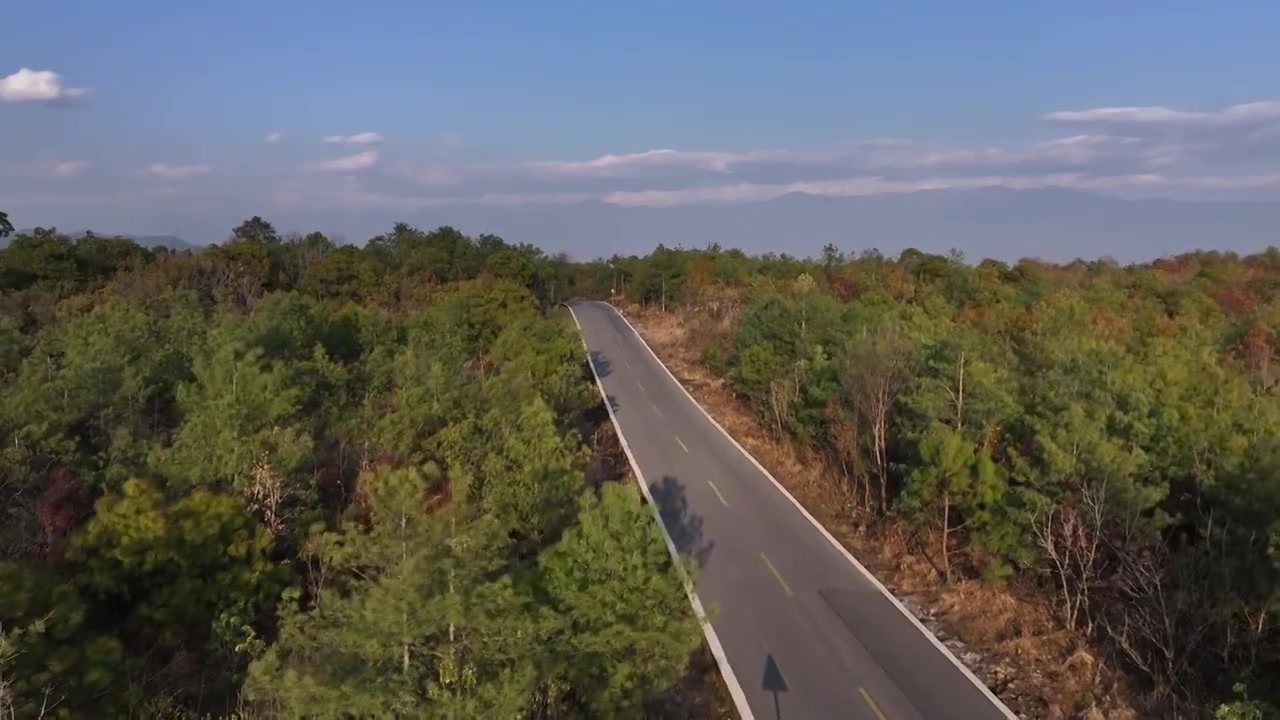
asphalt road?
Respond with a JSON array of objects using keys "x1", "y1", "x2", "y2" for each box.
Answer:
[{"x1": 569, "y1": 300, "x2": 1017, "y2": 720}]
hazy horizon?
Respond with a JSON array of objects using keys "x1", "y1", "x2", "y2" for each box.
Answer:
[{"x1": 11, "y1": 186, "x2": 1280, "y2": 264}]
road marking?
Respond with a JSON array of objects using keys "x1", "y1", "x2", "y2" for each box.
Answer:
[
  {"x1": 652, "y1": 403, "x2": 663, "y2": 418},
  {"x1": 624, "y1": 359, "x2": 633, "y2": 370},
  {"x1": 759, "y1": 553, "x2": 794, "y2": 598},
  {"x1": 675, "y1": 435, "x2": 689, "y2": 453},
  {"x1": 707, "y1": 480, "x2": 729, "y2": 507},
  {"x1": 597, "y1": 301, "x2": 1018, "y2": 719},
  {"x1": 636, "y1": 379, "x2": 645, "y2": 392},
  {"x1": 859, "y1": 687, "x2": 888, "y2": 720}
]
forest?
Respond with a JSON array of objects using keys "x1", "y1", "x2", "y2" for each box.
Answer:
[
  {"x1": 594, "y1": 242, "x2": 1280, "y2": 719},
  {"x1": 0, "y1": 218, "x2": 716, "y2": 718},
  {"x1": 2, "y1": 212, "x2": 1279, "y2": 719}
]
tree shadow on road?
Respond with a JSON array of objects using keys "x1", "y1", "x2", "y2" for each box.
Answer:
[
  {"x1": 588, "y1": 350, "x2": 613, "y2": 379},
  {"x1": 648, "y1": 475, "x2": 715, "y2": 570}
]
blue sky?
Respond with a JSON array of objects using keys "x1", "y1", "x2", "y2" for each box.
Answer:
[{"x1": 4, "y1": 0, "x2": 1280, "y2": 245}]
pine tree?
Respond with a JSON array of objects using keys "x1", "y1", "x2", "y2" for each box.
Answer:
[
  {"x1": 539, "y1": 483, "x2": 702, "y2": 716},
  {"x1": 244, "y1": 466, "x2": 552, "y2": 718}
]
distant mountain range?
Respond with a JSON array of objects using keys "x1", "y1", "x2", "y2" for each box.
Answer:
[
  {"x1": 7, "y1": 188, "x2": 1280, "y2": 263},
  {"x1": 391, "y1": 187, "x2": 1280, "y2": 263},
  {"x1": 120, "y1": 234, "x2": 197, "y2": 251}
]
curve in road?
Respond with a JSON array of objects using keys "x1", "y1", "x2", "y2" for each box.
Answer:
[{"x1": 569, "y1": 300, "x2": 1018, "y2": 720}]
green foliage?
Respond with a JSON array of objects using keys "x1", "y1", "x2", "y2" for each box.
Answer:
[
  {"x1": 68, "y1": 479, "x2": 287, "y2": 651},
  {"x1": 0, "y1": 562, "x2": 126, "y2": 718},
  {"x1": 17, "y1": 215, "x2": 1280, "y2": 715},
  {"x1": 3, "y1": 296, "x2": 200, "y2": 489},
  {"x1": 539, "y1": 483, "x2": 703, "y2": 716},
  {"x1": 899, "y1": 426, "x2": 1018, "y2": 580},
  {"x1": 1214, "y1": 684, "x2": 1279, "y2": 720},
  {"x1": 647, "y1": 240, "x2": 1280, "y2": 713},
  {"x1": 0, "y1": 220, "x2": 708, "y2": 717},
  {"x1": 244, "y1": 466, "x2": 551, "y2": 718}
]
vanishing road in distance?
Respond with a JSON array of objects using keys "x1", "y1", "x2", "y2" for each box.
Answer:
[{"x1": 570, "y1": 300, "x2": 1016, "y2": 720}]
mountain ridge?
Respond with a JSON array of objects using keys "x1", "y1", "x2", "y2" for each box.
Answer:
[
  {"x1": 8, "y1": 188, "x2": 1280, "y2": 262},
  {"x1": 388, "y1": 187, "x2": 1280, "y2": 262}
]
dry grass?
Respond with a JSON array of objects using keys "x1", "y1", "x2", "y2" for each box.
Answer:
[{"x1": 625, "y1": 304, "x2": 1143, "y2": 720}]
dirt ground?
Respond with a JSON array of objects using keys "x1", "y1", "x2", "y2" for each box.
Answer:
[{"x1": 623, "y1": 304, "x2": 1143, "y2": 720}]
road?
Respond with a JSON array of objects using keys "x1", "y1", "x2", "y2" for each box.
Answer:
[{"x1": 569, "y1": 300, "x2": 1017, "y2": 720}]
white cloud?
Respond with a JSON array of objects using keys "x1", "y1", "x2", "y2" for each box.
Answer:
[
  {"x1": 0, "y1": 68, "x2": 91, "y2": 104},
  {"x1": 597, "y1": 175, "x2": 1077, "y2": 207},
  {"x1": 49, "y1": 161, "x2": 90, "y2": 178},
  {"x1": 297, "y1": 164, "x2": 1280, "y2": 212},
  {"x1": 1043, "y1": 99, "x2": 1280, "y2": 167},
  {"x1": 29, "y1": 98, "x2": 1280, "y2": 216},
  {"x1": 907, "y1": 135, "x2": 1141, "y2": 170},
  {"x1": 278, "y1": 96, "x2": 1280, "y2": 212},
  {"x1": 149, "y1": 163, "x2": 211, "y2": 180},
  {"x1": 598, "y1": 172, "x2": 1280, "y2": 206},
  {"x1": 1045, "y1": 101, "x2": 1280, "y2": 128},
  {"x1": 323, "y1": 132, "x2": 383, "y2": 145},
  {"x1": 310, "y1": 150, "x2": 380, "y2": 172},
  {"x1": 515, "y1": 137, "x2": 1143, "y2": 186},
  {"x1": 496, "y1": 100, "x2": 1280, "y2": 194},
  {"x1": 527, "y1": 148, "x2": 774, "y2": 177},
  {"x1": 264, "y1": 131, "x2": 283, "y2": 143}
]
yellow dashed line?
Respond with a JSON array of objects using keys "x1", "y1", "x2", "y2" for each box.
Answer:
[
  {"x1": 707, "y1": 480, "x2": 729, "y2": 507},
  {"x1": 859, "y1": 687, "x2": 888, "y2": 720},
  {"x1": 674, "y1": 435, "x2": 689, "y2": 453},
  {"x1": 760, "y1": 553, "x2": 794, "y2": 598}
]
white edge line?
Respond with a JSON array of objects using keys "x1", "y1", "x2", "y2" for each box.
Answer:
[
  {"x1": 567, "y1": 304, "x2": 757, "y2": 720},
  {"x1": 595, "y1": 301, "x2": 1019, "y2": 720}
]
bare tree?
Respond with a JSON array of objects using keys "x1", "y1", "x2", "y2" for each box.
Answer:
[
  {"x1": 768, "y1": 370, "x2": 800, "y2": 438},
  {"x1": 840, "y1": 326, "x2": 913, "y2": 513},
  {"x1": 1032, "y1": 479, "x2": 1107, "y2": 633},
  {"x1": 242, "y1": 429, "x2": 307, "y2": 538},
  {"x1": 826, "y1": 402, "x2": 872, "y2": 509},
  {"x1": 944, "y1": 350, "x2": 965, "y2": 432},
  {"x1": 1100, "y1": 514, "x2": 1216, "y2": 703},
  {"x1": 0, "y1": 631, "x2": 13, "y2": 720}
]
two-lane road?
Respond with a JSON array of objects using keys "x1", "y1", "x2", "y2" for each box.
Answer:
[{"x1": 569, "y1": 300, "x2": 1016, "y2": 720}]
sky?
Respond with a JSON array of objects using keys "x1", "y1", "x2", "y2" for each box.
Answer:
[{"x1": 4, "y1": 0, "x2": 1280, "y2": 248}]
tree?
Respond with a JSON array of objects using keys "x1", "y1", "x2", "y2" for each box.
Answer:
[
  {"x1": 244, "y1": 466, "x2": 551, "y2": 718},
  {"x1": 231, "y1": 216, "x2": 282, "y2": 246},
  {"x1": 839, "y1": 323, "x2": 914, "y2": 512},
  {"x1": 0, "y1": 211, "x2": 13, "y2": 238},
  {"x1": 539, "y1": 483, "x2": 702, "y2": 716},
  {"x1": 20, "y1": 210, "x2": 1280, "y2": 715},
  {"x1": 0, "y1": 216, "x2": 720, "y2": 718},
  {"x1": 898, "y1": 426, "x2": 1012, "y2": 582},
  {"x1": 0, "y1": 562, "x2": 126, "y2": 718},
  {"x1": 67, "y1": 480, "x2": 286, "y2": 655}
]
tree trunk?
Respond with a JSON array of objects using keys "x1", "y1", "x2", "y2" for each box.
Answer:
[{"x1": 941, "y1": 492, "x2": 952, "y2": 584}]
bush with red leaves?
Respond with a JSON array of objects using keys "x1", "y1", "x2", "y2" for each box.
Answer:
[{"x1": 36, "y1": 467, "x2": 93, "y2": 553}]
